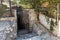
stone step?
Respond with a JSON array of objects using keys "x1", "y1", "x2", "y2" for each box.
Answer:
[
  {"x1": 17, "y1": 32, "x2": 40, "y2": 40},
  {"x1": 18, "y1": 30, "x2": 29, "y2": 35}
]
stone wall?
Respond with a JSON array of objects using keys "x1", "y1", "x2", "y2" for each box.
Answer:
[
  {"x1": 39, "y1": 13, "x2": 60, "y2": 36},
  {"x1": 22, "y1": 9, "x2": 29, "y2": 30},
  {"x1": 39, "y1": 13, "x2": 50, "y2": 29},
  {"x1": 28, "y1": 9, "x2": 60, "y2": 40},
  {"x1": 0, "y1": 10, "x2": 17, "y2": 40},
  {"x1": 29, "y1": 9, "x2": 37, "y2": 32},
  {"x1": 0, "y1": 17, "x2": 17, "y2": 40},
  {"x1": 19, "y1": 9, "x2": 39, "y2": 32},
  {"x1": 17, "y1": 9, "x2": 36, "y2": 31}
]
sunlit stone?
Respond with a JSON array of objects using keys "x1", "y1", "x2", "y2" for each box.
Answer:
[
  {"x1": 6, "y1": 27, "x2": 10, "y2": 30},
  {"x1": 58, "y1": 20, "x2": 60, "y2": 36},
  {"x1": 10, "y1": 35, "x2": 13, "y2": 37},
  {"x1": 5, "y1": 30, "x2": 10, "y2": 33},
  {"x1": 9, "y1": 28, "x2": 13, "y2": 31}
]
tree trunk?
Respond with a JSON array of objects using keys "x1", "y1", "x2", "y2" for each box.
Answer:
[
  {"x1": 56, "y1": 3, "x2": 59, "y2": 25},
  {"x1": 9, "y1": 0, "x2": 12, "y2": 16},
  {"x1": 37, "y1": 13, "x2": 39, "y2": 22}
]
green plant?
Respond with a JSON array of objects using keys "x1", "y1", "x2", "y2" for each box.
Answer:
[
  {"x1": 50, "y1": 19, "x2": 54, "y2": 31},
  {"x1": 50, "y1": 19, "x2": 57, "y2": 32},
  {"x1": 12, "y1": 0, "x2": 60, "y2": 20},
  {"x1": 46, "y1": 16, "x2": 49, "y2": 23},
  {"x1": 0, "y1": 5, "x2": 8, "y2": 17}
]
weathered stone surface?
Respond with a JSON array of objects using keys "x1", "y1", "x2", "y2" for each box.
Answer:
[
  {"x1": 39, "y1": 13, "x2": 50, "y2": 29},
  {"x1": 0, "y1": 17, "x2": 17, "y2": 40},
  {"x1": 0, "y1": 9, "x2": 60, "y2": 40},
  {"x1": 17, "y1": 32, "x2": 40, "y2": 40},
  {"x1": 29, "y1": 9, "x2": 37, "y2": 32},
  {"x1": 22, "y1": 9, "x2": 29, "y2": 30},
  {"x1": 28, "y1": 9, "x2": 60, "y2": 40}
]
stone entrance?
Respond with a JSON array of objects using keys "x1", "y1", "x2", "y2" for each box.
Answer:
[
  {"x1": 17, "y1": 11, "x2": 25, "y2": 30},
  {"x1": 17, "y1": 7, "x2": 25, "y2": 32},
  {"x1": 17, "y1": 7, "x2": 29, "y2": 35}
]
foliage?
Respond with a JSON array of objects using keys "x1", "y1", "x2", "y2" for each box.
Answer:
[
  {"x1": 13, "y1": 0, "x2": 31, "y2": 8},
  {"x1": 50, "y1": 19, "x2": 57, "y2": 31},
  {"x1": 13, "y1": 0, "x2": 17, "y2": 3},
  {"x1": 0, "y1": 5, "x2": 8, "y2": 16},
  {"x1": 49, "y1": 0, "x2": 59, "y2": 5},
  {"x1": 39, "y1": 0, "x2": 48, "y2": 3},
  {"x1": 12, "y1": 0, "x2": 60, "y2": 19},
  {"x1": 50, "y1": 19, "x2": 54, "y2": 31},
  {"x1": 13, "y1": 0, "x2": 59, "y2": 9},
  {"x1": 46, "y1": 16, "x2": 49, "y2": 23}
]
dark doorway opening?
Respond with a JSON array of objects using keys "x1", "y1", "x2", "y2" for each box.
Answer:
[
  {"x1": 17, "y1": 15, "x2": 25, "y2": 30},
  {"x1": 17, "y1": 6, "x2": 25, "y2": 31},
  {"x1": 16, "y1": 7, "x2": 30, "y2": 36}
]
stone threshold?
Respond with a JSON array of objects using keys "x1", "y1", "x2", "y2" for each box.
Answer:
[{"x1": 0, "y1": 17, "x2": 16, "y2": 21}]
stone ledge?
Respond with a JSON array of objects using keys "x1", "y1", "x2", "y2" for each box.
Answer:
[{"x1": 0, "y1": 17, "x2": 16, "y2": 21}]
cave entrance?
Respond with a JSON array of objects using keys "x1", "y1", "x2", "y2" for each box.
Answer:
[
  {"x1": 16, "y1": 6, "x2": 31, "y2": 36},
  {"x1": 17, "y1": 15, "x2": 25, "y2": 30},
  {"x1": 17, "y1": 7, "x2": 26, "y2": 31}
]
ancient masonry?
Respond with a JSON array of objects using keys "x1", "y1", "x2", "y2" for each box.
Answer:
[
  {"x1": 0, "y1": 9, "x2": 60, "y2": 40},
  {"x1": 0, "y1": 10, "x2": 17, "y2": 40}
]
